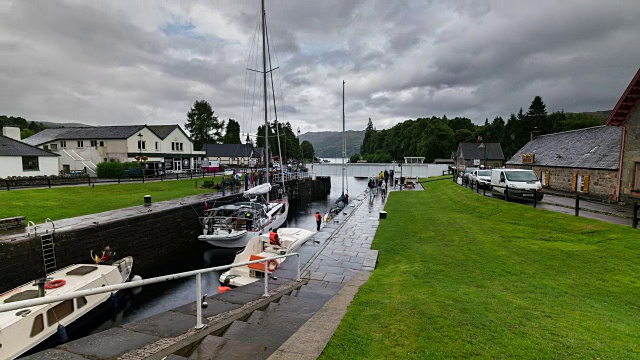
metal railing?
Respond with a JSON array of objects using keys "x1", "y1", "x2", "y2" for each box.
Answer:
[
  {"x1": 0, "y1": 253, "x2": 302, "y2": 329},
  {"x1": 271, "y1": 171, "x2": 311, "y2": 183}
]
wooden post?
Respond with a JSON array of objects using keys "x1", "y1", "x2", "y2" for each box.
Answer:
[
  {"x1": 533, "y1": 190, "x2": 537, "y2": 208},
  {"x1": 633, "y1": 201, "x2": 638, "y2": 229},
  {"x1": 48, "y1": 178, "x2": 51, "y2": 189},
  {"x1": 483, "y1": 184, "x2": 486, "y2": 196},
  {"x1": 88, "y1": 175, "x2": 91, "y2": 187},
  {"x1": 6, "y1": 180, "x2": 10, "y2": 191},
  {"x1": 575, "y1": 194, "x2": 580, "y2": 216}
]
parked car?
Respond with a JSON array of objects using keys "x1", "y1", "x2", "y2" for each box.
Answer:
[
  {"x1": 469, "y1": 169, "x2": 492, "y2": 189},
  {"x1": 491, "y1": 168, "x2": 543, "y2": 201},
  {"x1": 461, "y1": 167, "x2": 479, "y2": 185}
]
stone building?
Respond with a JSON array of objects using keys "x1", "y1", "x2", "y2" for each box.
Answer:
[
  {"x1": 506, "y1": 126, "x2": 622, "y2": 200},
  {"x1": 605, "y1": 68, "x2": 640, "y2": 203},
  {"x1": 455, "y1": 142, "x2": 505, "y2": 169},
  {"x1": 507, "y1": 67, "x2": 640, "y2": 203}
]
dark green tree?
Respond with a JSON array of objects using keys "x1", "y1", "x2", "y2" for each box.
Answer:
[
  {"x1": 360, "y1": 118, "x2": 376, "y2": 155},
  {"x1": 185, "y1": 100, "x2": 224, "y2": 151},
  {"x1": 222, "y1": 119, "x2": 241, "y2": 144},
  {"x1": 300, "y1": 140, "x2": 315, "y2": 161},
  {"x1": 527, "y1": 95, "x2": 551, "y2": 134}
]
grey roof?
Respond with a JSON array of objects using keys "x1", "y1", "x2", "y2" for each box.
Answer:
[
  {"x1": 506, "y1": 125, "x2": 622, "y2": 170},
  {"x1": 0, "y1": 135, "x2": 59, "y2": 157},
  {"x1": 458, "y1": 142, "x2": 505, "y2": 160},
  {"x1": 148, "y1": 125, "x2": 188, "y2": 140},
  {"x1": 202, "y1": 144, "x2": 255, "y2": 158},
  {"x1": 23, "y1": 126, "x2": 145, "y2": 146}
]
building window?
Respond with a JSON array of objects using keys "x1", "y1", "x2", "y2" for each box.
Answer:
[
  {"x1": 60, "y1": 141, "x2": 66, "y2": 148},
  {"x1": 138, "y1": 140, "x2": 146, "y2": 150},
  {"x1": 155, "y1": 141, "x2": 159, "y2": 150},
  {"x1": 50, "y1": 143, "x2": 58, "y2": 150},
  {"x1": 77, "y1": 140, "x2": 84, "y2": 148},
  {"x1": 43, "y1": 145, "x2": 49, "y2": 150},
  {"x1": 22, "y1": 156, "x2": 39, "y2": 171},
  {"x1": 99, "y1": 141, "x2": 104, "y2": 147},
  {"x1": 171, "y1": 142, "x2": 184, "y2": 151},
  {"x1": 573, "y1": 173, "x2": 590, "y2": 193},
  {"x1": 90, "y1": 140, "x2": 98, "y2": 147}
]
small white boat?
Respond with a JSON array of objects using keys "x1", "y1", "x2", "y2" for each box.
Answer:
[
  {"x1": 199, "y1": 183, "x2": 289, "y2": 248},
  {"x1": 219, "y1": 228, "x2": 315, "y2": 287},
  {"x1": 0, "y1": 257, "x2": 133, "y2": 359}
]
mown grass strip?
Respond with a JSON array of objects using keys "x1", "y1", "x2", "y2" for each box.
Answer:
[
  {"x1": 321, "y1": 180, "x2": 640, "y2": 359},
  {"x1": 0, "y1": 177, "x2": 220, "y2": 224}
]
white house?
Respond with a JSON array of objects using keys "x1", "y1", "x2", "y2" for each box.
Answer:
[
  {"x1": 0, "y1": 127, "x2": 59, "y2": 178},
  {"x1": 23, "y1": 125, "x2": 204, "y2": 176}
]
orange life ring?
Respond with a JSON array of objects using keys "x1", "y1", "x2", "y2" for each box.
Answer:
[
  {"x1": 267, "y1": 260, "x2": 278, "y2": 272},
  {"x1": 45, "y1": 279, "x2": 66, "y2": 289}
]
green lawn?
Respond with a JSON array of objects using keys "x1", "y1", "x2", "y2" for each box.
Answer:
[
  {"x1": 0, "y1": 178, "x2": 220, "y2": 224},
  {"x1": 321, "y1": 180, "x2": 640, "y2": 359}
]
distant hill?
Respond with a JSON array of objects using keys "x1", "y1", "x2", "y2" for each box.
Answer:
[
  {"x1": 39, "y1": 121, "x2": 92, "y2": 128},
  {"x1": 299, "y1": 130, "x2": 365, "y2": 157}
]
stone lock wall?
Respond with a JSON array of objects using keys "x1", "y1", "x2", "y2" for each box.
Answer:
[{"x1": 0, "y1": 177, "x2": 330, "y2": 293}]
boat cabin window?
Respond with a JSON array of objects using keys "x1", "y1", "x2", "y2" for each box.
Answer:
[
  {"x1": 76, "y1": 296, "x2": 88, "y2": 309},
  {"x1": 30, "y1": 314, "x2": 44, "y2": 337},
  {"x1": 47, "y1": 300, "x2": 74, "y2": 326}
]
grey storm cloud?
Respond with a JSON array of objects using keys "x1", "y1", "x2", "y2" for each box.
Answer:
[{"x1": 1, "y1": 0, "x2": 639, "y2": 136}]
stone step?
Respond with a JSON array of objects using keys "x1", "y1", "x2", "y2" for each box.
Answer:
[
  {"x1": 246, "y1": 309, "x2": 266, "y2": 324},
  {"x1": 189, "y1": 335, "x2": 276, "y2": 360}
]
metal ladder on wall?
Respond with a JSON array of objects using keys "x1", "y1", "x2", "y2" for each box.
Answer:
[{"x1": 40, "y1": 219, "x2": 57, "y2": 275}]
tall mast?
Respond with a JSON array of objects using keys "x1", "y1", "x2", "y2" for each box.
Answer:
[
  {"x1": 262, "y1": 0, "x2": 269, "y2": 202},
  {"x1": 342, "y1": 80, "x2": 345, "y2": 195}
]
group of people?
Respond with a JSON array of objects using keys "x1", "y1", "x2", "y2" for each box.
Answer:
[
  {"x1": 368, "y1": 169, "x2": 394, "y2": 201},
  {"x1": 218, "y1": 171, "x2": 269, "y2": 196}
]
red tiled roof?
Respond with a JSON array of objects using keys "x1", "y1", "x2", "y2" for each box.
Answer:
[{"x1": 606, "y1": 68, "x2": 640, "y2": 127}]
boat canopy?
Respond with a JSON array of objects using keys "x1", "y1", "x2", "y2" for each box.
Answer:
[{"x1": 244, "y1": 183, "x2": 272, "y2": 197}]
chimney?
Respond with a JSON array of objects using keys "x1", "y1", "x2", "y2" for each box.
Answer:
[
  {"x1": 2, "y1": 126, "x2": 21, "y2": 141},
  {"x1": 530, "y1": 127, "x2": 541, "y2": 141}
]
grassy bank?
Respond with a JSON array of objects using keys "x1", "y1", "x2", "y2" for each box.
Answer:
[
  {"x1": 321, "y1": 180, "x2": 640, "y2": 359},
  {"x1": 0, "y1": 178, "x2": 220, "y2": 224}
]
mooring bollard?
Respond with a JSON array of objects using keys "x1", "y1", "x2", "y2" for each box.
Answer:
[
  {"x1": 633, "y1": 201, "x2": 638, "y2": 229},
  {"x1": 575, "y1": 194, "x2": 580, "y2": 216}
]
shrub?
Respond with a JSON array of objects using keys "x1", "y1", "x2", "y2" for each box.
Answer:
[
  {"x1": 97, "y1": 162, "x2": 142, "y2": 178},
  {"x1": 202, "y1": 179, "x2": 214, "y2": 188}
]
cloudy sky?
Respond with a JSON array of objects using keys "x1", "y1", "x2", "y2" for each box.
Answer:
[{"x1": 1, "y1": 1, "x2": 639, "y2": 137}]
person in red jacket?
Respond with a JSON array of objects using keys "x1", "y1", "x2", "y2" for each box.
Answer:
[
  {"x1": 218, "y1": 278, "x2": 231, "y2": 293},
  {"x1": 315, "y1": 211, "x2": 322, "y2": 231},
  {"x1": 269, "y1": 230, "x2": 280, "y2": 246}
]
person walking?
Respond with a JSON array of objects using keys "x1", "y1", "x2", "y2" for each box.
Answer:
[
  {"x1": 231, "y1": 177, "x2": 236, "y2": 193},
  {"x1": 244, "y1": 172, "x2": 249, "y2": 191},
  {"x1": 315, "y1": 211, "x2": 322, "y2": 231},
  {"x1": 221, "y1": 177, "x2": 226, "y2": 196},
  {"x1": 381, "y1": 180, "x2": 387, "y2": 198}
]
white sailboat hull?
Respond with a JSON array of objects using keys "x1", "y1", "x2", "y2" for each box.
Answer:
[{"x1": 199, "y1": 198, "x2": 289, "y2": 248}]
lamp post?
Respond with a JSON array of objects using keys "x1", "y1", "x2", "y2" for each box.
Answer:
[
  {"x1": 478, "y1": 142, "x2": 486, "y2": 169},
  {"x1": 137, "y1": 133, "x2": 143, "y2": 177},
  {"x1": 399, "y1": 163, "x2": 403, "y2": 190}
]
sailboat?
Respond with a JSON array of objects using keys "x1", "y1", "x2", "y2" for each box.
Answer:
[
  {"x1": 325, "y1": 80, "x2": 349, "y2": 223},
  {"x1": 217, "y1": 0, "x2": 312, "y2": 286}
]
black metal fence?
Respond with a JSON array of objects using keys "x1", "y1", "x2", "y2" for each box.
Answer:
[
  {"x1": 1, "y1": 171, "x2": 220, "y2": 191},
  {"x1": 451, "y1": 169, "x2": 640, "y2": 228}
]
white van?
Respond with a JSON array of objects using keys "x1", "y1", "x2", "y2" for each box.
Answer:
[{"x1": 491, "y1": 169, "x2": 543, "y2": 201}]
